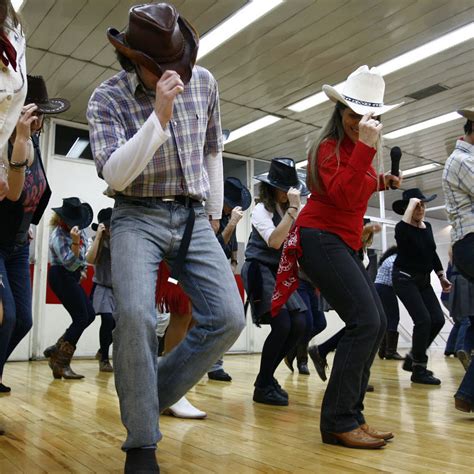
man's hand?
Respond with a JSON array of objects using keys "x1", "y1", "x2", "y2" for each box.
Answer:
[{"x1": 155, "y1": 70, "x2": 184, "y2": 129}]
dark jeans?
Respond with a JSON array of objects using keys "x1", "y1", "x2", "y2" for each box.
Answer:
[
  {"x1": 299, "y1": 228, "x2": 386, "y2": 433},
  {"x1": 0, "y1": 244, "x2": 32, "y2": 378},
  {"x1": 456, "y1": 316, "x2": 474, "y2": 404},
  {"x1": 375, "y1": 283, "x2": 400, "y2": 332},
  {"x1": 48, "y1": 265, "x2": 95, "y2": 346},
  {"x1": 318, "y1": 328, "x2": 345, "y2": 359},
  {"x1": 297, "y1": 280, "x2": 327, "y2": 344},
  {"x1": 453, "y1": 233, "x2": 474, "y2": 282},
  {"x1": 256, "y1": 309, "x2": 306, "y2": 387},
  {"x1": 392, "y1": 268, "x2": 445, "y2": 364}
]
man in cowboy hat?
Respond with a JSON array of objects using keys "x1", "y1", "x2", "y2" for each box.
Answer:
[
  {"x1": 443, "y1": 106, "x2": 474, "y2": 283},
  {"x1": 207, "y1": 177, "x2": 252, "y2": 382},
  {"x1": 87, "y1": 3, "x2": 245, "y2": 471}
]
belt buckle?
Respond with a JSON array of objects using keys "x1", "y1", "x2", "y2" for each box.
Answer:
[{"x1": 161, "y1": 196, "x2": 176, "y2": 202}]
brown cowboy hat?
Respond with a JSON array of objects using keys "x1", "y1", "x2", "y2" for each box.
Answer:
[
  {"x1": 107, "y1": 2, "x2": 199, "y2": 85},
  {"x1": 25, "y1": 75, "x2": 70, "y2": 114},
  {"x1": 458, "y1": 106, "x2": 474, "y2": 121}
]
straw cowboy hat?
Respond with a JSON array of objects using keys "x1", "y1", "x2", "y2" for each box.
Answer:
[
  {"x1": 25, "y1": 75, "x2": 70, "y2": 114},
  {"x1": 255, "y1": 158, "x2": 309, "y2": 196},
  {"x1": 392, "y1": 188, "x2": 437, "y2": 215},
  {"x1": 458, "y1": 106, "x2": 474, "y2": 121},
  {"x1": 323, "y1": 65, "x2": 404, "y2": 116},
  {"x1": 107, "y1": 2, "x2": 199, "y2": 84}
]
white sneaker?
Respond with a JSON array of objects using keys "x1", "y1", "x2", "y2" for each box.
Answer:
[{"x1": 162, "y1": 396, "x2": 207, "y2": 419}]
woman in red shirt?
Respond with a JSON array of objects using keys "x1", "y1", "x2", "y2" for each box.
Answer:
[{"x1": 273, "y1": 66, "x2": 403, "y2": 449}]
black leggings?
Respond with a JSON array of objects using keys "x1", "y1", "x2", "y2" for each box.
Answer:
[
  {"x1": 299, "y1": 228, "x2": 386, "y2": 433},
  {"x1": 392, "y1": 268, "x2": 444, "y2": 363},
  {"x1": 256, "y1": 309, "x2": 306, "y2": 387},
  {"x1": 48, "y1": 265, "x2": 95, "y2": 346},
  {"x1": 98, "y1": 313, "x2": 115, "y2": 360}
]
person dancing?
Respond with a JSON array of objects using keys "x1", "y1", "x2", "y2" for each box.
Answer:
[{"x1": 272, "y1": 66, "x2": 403, "y2": 448}]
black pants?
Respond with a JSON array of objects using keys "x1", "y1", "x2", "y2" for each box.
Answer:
[
  {"x1": 299, "y1": 228, "x2": 386, "y2": 433},
  {"x1": 48, "y1": 265, "x2": 95, "y2": 346},
  {"x1": 375, "y1": 283, "x2": 400, "y2": 332},
  {"x1": 453, "y1": 233, "x2": 474, "y2": 282},
  {"x1": 392, "y1": 268, "x2": 444, "y2": 363}
]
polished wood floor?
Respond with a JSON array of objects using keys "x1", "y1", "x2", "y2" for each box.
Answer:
[{"x1": 0, "y1": 352, "x2": 472, "y2": 473}]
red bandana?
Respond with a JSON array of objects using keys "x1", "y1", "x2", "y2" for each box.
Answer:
[
  {"x1": 271, "y1": 226, "x2": 302, "y2": 316},
  {"x1": 0, "y1": 32, "x2": 17, "y2": 71}
]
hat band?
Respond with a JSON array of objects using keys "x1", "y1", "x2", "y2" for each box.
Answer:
[{"x1": 343, "y1": 95, "x2": 383, "y2": 108}]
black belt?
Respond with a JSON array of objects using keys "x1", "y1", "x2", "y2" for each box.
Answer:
[{"x1": 116, "y1": 195, "x2": 202, "y2": 283}]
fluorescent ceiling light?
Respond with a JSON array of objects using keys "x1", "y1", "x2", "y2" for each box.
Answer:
[
  {"x1": 197, "y1": 0, "x2": 283, "y2": 60},
  {"x1": 287, "y1": 22, "x2": 474, "y2": 113},
  {"x1": 384, "y1": 112, "x2": 460, "y2": 139},
  {"x1": 402, "y1": 163, "x2": 441, "y2": 177},
  {"x1": 295, "y1": 160, "x2": 307, "y2": 169},
  {"x1": 224, "y1": 115, "x2": 281, "y2": 144},
  {"x1": 66, "y1": 138, "x2": 89, "y2": 158},
  {"x1": 11, "y1": 0, "x2": 24, "y2": 12}
]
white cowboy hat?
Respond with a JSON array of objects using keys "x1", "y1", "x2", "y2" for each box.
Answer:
[{"x1": 323, "y1": 65, "x2": 404, "y2": 116}]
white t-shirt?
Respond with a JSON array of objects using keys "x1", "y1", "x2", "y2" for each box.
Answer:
[{"x1": 251, "y1": 202, "x2": 284, "y2": 245}]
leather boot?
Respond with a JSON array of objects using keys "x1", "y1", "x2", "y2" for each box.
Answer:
[
  {"x1": 385, "y1": 331, "x2": 404, "y2": 360},
  {"x1": 296, "y1": 343, "x2": 310, "y2": 375},
  {"x1": 43, "y1": 335, "x2": 65, "y2": 368},
  {"x1": 321, "y1": 427, "x2": 386, "y2": 449},
  {"x1": 411, "y1": 364, "x2": 440, "y2": 385},
  {"x1": 50, "y1": 341, "x2": 84, "y2": 380},
  {"x1": 378, "y1": 332, "x2": 387, "y2": 359},
  {"x1": 308, "y1": 345, "x2": 328, "y2": 382}
]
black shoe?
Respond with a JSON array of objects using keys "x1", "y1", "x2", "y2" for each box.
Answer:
[
  {"x1": 297, "y1": 362, "x2": 310, "y2": 375},
  {"x1": 272, "y1": 377, "x2": 288, "y2": 399},
  {"x1": 444, "y1": 350, "x2": 455, "y2": 357},
  {"x1": 385, "y1": 351, "x2": 405, "y2": 361},
  {"x1": 308, "y1": 345, "x2": 328, "y2": 382},
  {"x1": 403, "y1": 355, "x2": 433, "y2": 375},
  {"x1": 125, "y1": 448, "x2": 160, "y2": 474},
  {"x1": 253, "y1": 385, "x2": 288, "y2": 406},
  {"x1": 207, "y1": 369, "x2": 232, "y2": 382},
  {"x1": 0, "y1": 383, "x2": 11, "y2": 393},
  {"x1": 366, "y1": 384, "x2": 375, "y2": 392},
  {"x1": 411, "y1": 366, "x2": 441, "y2": 385}
]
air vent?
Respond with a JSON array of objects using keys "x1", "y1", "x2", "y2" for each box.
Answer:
[{"x1": 406, "y1": 84, "x2": 449, "y2": 101}]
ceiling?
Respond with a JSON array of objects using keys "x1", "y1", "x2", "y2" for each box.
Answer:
[{"x1": 22, "y1": 0, "x2": 474, "y2": 220}]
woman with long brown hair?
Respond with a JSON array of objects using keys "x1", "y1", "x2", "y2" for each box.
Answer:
[{"x1": 272, "y1": 66, "x2": 402, "y2": 449}]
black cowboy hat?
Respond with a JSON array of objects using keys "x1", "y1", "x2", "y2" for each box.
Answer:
[
  {"x1": 25, "y1": 75, "x2": 70, "y2": 114},
  {"x1": 255, "y1": 158, "x2": 309, "y2": 196},
  {"x1": 91, "y1": 207, "x2": 113, "y2": 231},
  {"x1": 107, "y1": 3, "x2": 199, "y2": 85},
  {"x1": 224, "y1": 177, "x2": 251, "y2": 211},
  {"x1": 392, "y1": 188, "x2": 437, "y2": 215},
  {"x1": 52, "y1": 197, "x2": 93, "y2": 230}
]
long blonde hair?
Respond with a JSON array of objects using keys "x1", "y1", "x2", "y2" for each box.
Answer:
[
  {"x1": 49, "y1": 212, "x2": 63, "y2": 228},
  {"x1": 307, "y1": 101, "x2": 384, "y2": 193}
]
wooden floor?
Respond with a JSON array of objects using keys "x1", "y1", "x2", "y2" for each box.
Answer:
[{"x1": 0, "y1": 352, "x2": 472, "y2": 473}]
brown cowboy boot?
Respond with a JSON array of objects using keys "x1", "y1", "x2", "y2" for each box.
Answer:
[{"x1": 50, "y1": 341, "x2": 84, "y2": 379}]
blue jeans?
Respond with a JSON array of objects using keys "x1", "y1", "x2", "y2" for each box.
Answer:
[
  {"x1": 0, "y1": 243, "x2": 33, "y2": 378},
  {"x1": 110, "y1": 199, "x2": 245, "y2": 450},
  {"x1": 456, "y1": 316, "x2": 474, "y2": 404}
]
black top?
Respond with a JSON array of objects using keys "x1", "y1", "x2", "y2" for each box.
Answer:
[
  {"x1": 394, "y1": 220, "x2": 443, "y2": 275},
  {"x1": 216, "y1": 212, "x2": 238, "y2": 259},
  {"x1": 0, "y1": 135, "x2": 51, "y2": 246}
]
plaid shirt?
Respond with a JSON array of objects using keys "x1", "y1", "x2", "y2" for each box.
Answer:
[
  {"x1": 49, "y1": 226, "x2": 87, "y2": 272},
  {"x1": 442, "y1": 139, "x2": 474, "y2": 243},
  {"x1": 374, "y1": 254, "x2": 396, "y2": 286},
  {"x1": 87, "y1": 66, "x2": 222, "y2": 199}
]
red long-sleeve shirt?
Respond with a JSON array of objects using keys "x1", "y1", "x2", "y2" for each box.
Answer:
[{"x1": 297, "y1": 136, "x2": 384, "y2": 251}]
